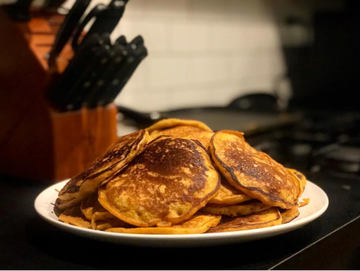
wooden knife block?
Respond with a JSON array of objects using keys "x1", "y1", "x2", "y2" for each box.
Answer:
[{"x1": 0, "y1": 9, "x2": 119, "y2": 182}]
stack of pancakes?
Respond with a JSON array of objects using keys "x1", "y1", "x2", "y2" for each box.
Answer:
[{"x1": 54, "y1": 118, "x2": 307, "y2": 234}]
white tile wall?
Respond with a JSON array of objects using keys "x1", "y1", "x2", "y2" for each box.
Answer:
[{"x1": 64, "y1": 0, "x2": 288, "y2": 112}]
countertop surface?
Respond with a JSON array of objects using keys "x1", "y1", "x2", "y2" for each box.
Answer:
[{"x1": 1, "y1": 171, "x2": 360, "y2": 269}]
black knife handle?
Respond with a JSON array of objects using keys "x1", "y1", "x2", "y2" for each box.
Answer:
[
  {"x1": 48, "y1": 34, "x2": 107, "y2": 111},
  {"x1": 85, "y1": 42, "x2": 129, "y2": 108},
  {"x1": 115, "y1": 35, "x2": 127, "y2": 46},
  {"x1": 110, "y1": 48, "x2": 147, "y2": 102},
  {"x1": 87, "y1": 35, "x2": 143, "y2": 107},
  {"x1": 48, "y1": 0, "x2": 91, "y2": 69},
  {"x1": 67, "y1": 36, "x2": 112, "y2": 111},
  {"x1": 101, "y1": 44, "x2": 147, "y2": 106},
  {"x1": 84, "y1": 0, "x2": 126, "y2": 37},
  {"x1": 72, "y1": 0, "x2": 128, "y2": 51},
  {"x1": 3, "y1": 0, "x2": 33, "y2": 21},
  {"x1": 71, "y1": 3, "x2": 106, "y2": 51}
]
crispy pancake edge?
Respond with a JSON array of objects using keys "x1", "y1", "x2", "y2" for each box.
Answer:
[
  {"x1": 105, "y1": 214, "x2": 221, "y2": 234},
  {"x1": 146, "y1": 118, "x2": 213, "y2": 133},
  {"x1": 281, "y1": 206, "x2": 300, "y2": 223},
  {"x1": 54, "y1": 129, "x2": 149, "y2": 214},
  {"x1": 207, "y1": 208, "x2": 282, "y2": 233},
  {"x1": 208, "y1": 180, "x2": 252, "y2": 205},
  {"x1": 203, "y1": 200, "x2": 271, "y2": 217}
]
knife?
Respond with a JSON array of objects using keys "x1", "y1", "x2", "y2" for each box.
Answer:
[
  {"x1": 73, "y1": 43, "x2": 117, "y2": 109},
  {"x1": 100, "y1": 37, "x2": 147, "y2": 106},
  {"x1": 87, "y1": 35, "x2": 143, "y2": 107},
  {"x1": 114, "y1": 34, "x2": 127, "y2": 46},
  {"x1": 72, "y1": 0, "x2": 128, "y2": 51},
  {"x1": 104, "y1": 46, "x2": 147, "y2": 105},
  {"x1": 66, "y1": 35, "x2": 112, "y2": 111},
  {"x1": 85, "y1": 36, "x2": 129, "y2": 108},
  {"x1": 47, "y1": 33, "x2": 107, "y2": 111},
  {"x1": 48, "y1": 0, "x2": 91, "y2": 69},
  {"x1": 3, "y1": 0, "x2": 33, "y2": 21},
  {"x1": 41, "y1": 0, "x2": 66, "y2": 9}
]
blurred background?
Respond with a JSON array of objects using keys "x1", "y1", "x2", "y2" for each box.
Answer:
[{"x1": 57, "y1": 0, "x2": 357, "y2": 112}]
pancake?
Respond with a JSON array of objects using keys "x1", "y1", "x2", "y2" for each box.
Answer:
[
  {"x1": 80, "y1": 193, "x2": 104, "y2": 220},
  {"x1": 280, "y1": 206, "x2": 300, "y2": 224},
  {"x1": 208, "y1": 178, "x2": 251, "y2": 205},
  {"x1": 98, "y1": 136, "x2": 220, "y2": 227},
  {"x1": 106, "y1": 214, "x2": 221, "y2": 234},
  {"x1": 207, "y1": 208, "x2": 282, "y2": 233},
  {"x1": 147, "y1": 118, "x2": 212, "y2": 133},
  {"x1": 79, "y1": 193, "x2": 129, "y2": 229},
  {"x1": 90, "y1": 211, "x2": 130, "y2": 230},
  {"x1": 210, "y1": 130, "x2": 301, "y2": 209},
  {"x1": 203, "y1": 200, "x2": 270, "y2": 217},
  {"x1": 55, "y1": 129, "x2": 149, "y2": 213},
  {"x1": 147, "y1": 118, "x2": 213, "y2": 149},
  {"x1": 58, "y1": 205, "x2": 91, "y2": 229},
  {"x1": 288, "y1": 168, "x2": 307, "y2": 197},
  {"x1": 94, "y1": 219, "x2": 131, "y2": 231}
]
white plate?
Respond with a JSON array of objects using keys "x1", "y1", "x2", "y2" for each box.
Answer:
[{"x1": 34, "y1": 180, "x2": 328, "y2": 247}]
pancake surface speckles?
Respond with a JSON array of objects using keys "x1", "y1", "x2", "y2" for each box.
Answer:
[
  {"x1": 210, "y1": 130, "x2": 301, "y2": 209},
  {"x1": 55, "y1": 129, "x2": 149, "y2": 213},
  {"x1": 98, "y1": 136, "x2": 220, "y2": 227}
]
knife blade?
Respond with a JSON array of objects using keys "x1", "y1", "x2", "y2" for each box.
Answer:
[
  {"x1": 71, "y1": 3, "x2": 106, "y2": 51},
  {"x1": 48, "y1": 0, "x2": 91, "y2": 69},
  {"x1": 72, "y1": 0, "x2": 128, "y2": 51}
]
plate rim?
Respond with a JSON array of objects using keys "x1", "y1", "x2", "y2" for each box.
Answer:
[{"x1": 34, "y1": 179, "x2": 329, "y2": 241}]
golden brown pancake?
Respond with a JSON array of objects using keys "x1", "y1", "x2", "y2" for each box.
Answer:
[
  {"x1": 202, "y1": 200, "x2": 270, "y2": 217},
  {"x1": 106, "y1": 214, "x2": 221, "y2": 234},
  {"x1": 90, "y1": 211, "x2": 130, "y2": 230},
  {"x1": 94, "y1": 219, "x2": 131, "y2": 231},
  {"x1": 207, "y1": 208, "x2": 282, "y2": 233},
  {"x1": 208, "y1": 178, "x2": 251, "y2": 205},
  {"x1": 58, "y1": 205, "x2": 91, "y2": 229},
  {"x1": 147, "y1": 118, "x2": 213, "y2": 149},
  {"x1": 80, "y1": 193, "x2": 104, "y2": 220},
  {"x1": 280, "y1": 206, "x2": 300, "y2": 224},
  {"x1": 210, "y1": 130, "x2": 301, "y2": 209},
  {"x1": 147, "y1": 118, "x2": 212, "y2": 133},
  {"x1": 98, "y1": 136, "x2": 220, "y2": 227},
  {"x1": 79, "y1": 193, "x2": 129, "y2": 230},
  {"x1": 55, "y1": 129, "x2": 149, "y2": 213},
  {"x1": 288, "y1": 168, "x2": 307, "y2": 197}
]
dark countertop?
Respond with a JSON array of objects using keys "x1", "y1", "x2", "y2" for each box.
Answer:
[{"x1": 1, "y1": 171, "x2": 360, "y2": 269}]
